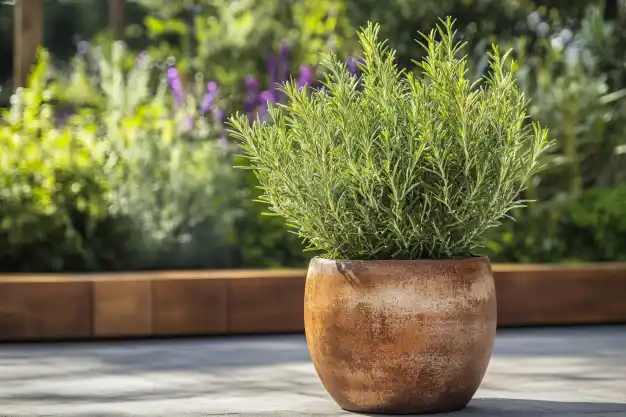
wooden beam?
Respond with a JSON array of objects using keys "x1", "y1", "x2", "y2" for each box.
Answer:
[
  {"x1": 0, "y1": 280, "x2": 92, "y2": 340},
  {"x1": 108, "y1": 0, "x2": 125, "y2": 40},
  {"x1": 0, "y1": 264, "x2": 626, "y2": 341},
  {"x1": 13, "y1": 0, "x2": 43, "y2": 88}
]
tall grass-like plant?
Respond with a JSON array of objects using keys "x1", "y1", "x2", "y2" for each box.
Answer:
[{"x1": 230, "y1": 18, "x2": 551, "y2": 260}]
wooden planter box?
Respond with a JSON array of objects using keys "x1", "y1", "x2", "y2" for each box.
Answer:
[{"x1": 0, "y1": 263, "x2": 625, "y2": 341}]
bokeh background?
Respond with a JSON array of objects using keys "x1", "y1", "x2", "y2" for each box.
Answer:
[{"x1": 1, "y1": 0, "x2": 625, "y2": 272}]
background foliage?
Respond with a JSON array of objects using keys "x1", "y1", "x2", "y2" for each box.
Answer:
[{"x1": 2, "y1": 0, "x2": 626, "y2": 269}]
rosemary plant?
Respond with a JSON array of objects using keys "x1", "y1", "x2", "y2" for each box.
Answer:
[{"x1": 229, "y1": 18, "x2": 552, "y2": 260}]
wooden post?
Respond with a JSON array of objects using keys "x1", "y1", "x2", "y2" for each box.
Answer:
[
  {"x1": 13, "y1": 0, "x2": 43, "y2": 88},
  {"x1": 108, "y1": 0, "x2": 125, "y2": 40}
]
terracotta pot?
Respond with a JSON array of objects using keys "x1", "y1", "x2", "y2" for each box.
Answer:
[{"x1": 304, "y1": 257, "x2": 497, "y2": 415}]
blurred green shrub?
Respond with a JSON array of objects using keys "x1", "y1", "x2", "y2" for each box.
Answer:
[
  {"x1": 83, "y1": 42, "x2": 240, "y2": 270},
  {"x1": 0, "y1": 41, "x2": 306, "y2": 271},
  {"x1": 0, "y1": 51, "x2": 118, "y2": 271},
  {"x1": 0, "y1": 45, "x2": 235, "y2": 271},
  {"x1": 484, "y1": 183, "x2": 626, "y2": 263},
  {"x1": 564, "y1": 183, "x2": 626, "y2": 261},
  {"x1": 229, "y1": 154, "x2": 310, "y2": 268},
  {"x1": 78, "y1": 41, "x2": 309, "y2": 269},
  {"x1": 515, "y1": 5, "x2": 626, "y2": 199},
  {"x1": 483, "y1": 3, "x2": 626, "y2": 262}
]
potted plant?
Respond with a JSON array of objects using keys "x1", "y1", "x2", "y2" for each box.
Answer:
[{"x1": 229, "y1": 18, "x2": 551, "y2": 415}]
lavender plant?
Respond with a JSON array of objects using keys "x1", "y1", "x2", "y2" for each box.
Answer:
[
  {"x1": 243, "y1": 43, "x2": 316, "y2": 122},
  {"x1": 230, "y1": 19, "x2": 552, "y2": 260},
  {"x1": 55, "y1": 42, "x2": 239, "y2": 268}
]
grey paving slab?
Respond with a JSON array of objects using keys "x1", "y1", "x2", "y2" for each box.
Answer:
[{"x1": 0, "y1": 326, "x2": 624, "y2": 416}]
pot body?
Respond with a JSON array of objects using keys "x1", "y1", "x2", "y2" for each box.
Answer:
[{"x1": 304, "y1": 257, "x2": 496, "y2": 415}]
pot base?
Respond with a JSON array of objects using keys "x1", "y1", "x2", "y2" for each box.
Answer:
[{"x1": 341, "y1": 402, "x2": 468, "y2": 415}]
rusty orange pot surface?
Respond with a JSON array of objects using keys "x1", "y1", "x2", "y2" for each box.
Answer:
[{"x1": 304, "y1": 257, "x2": 497, "y2": 414}]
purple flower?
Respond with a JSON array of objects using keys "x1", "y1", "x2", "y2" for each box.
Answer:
[
  {"x1": 213, "y1": 107, "x2": 225, "y2": 125},
  {"x1": 167, "y1": 66, "x2": 185, "y2": 107},
  {"x1": 278, "y1": 40, "x2": 291, "y2": 84},
  {"x1": 296, "y1": 65, "x2": 314, "y2": 90},
  {"x1": 259, "y1": 90, "x2": 277, "y2": 122},
  {"x1": 245, "y1": 75, "x2": 260, "y2": 92},
  {"x1": 346, "y1": 56, "x2": 363, "y2": 76},
  {"x1": 200, "y1": 81, "x2": 219, "y2": 113},
  {"x1": 213, "y1": 107, "x2": 228, "y2": 144},
  {"x1": 244, "y1": 75, "x2": 260, "y2": 114},
  {"x1": 260, "y1": 90, "x2": 277, "y2": 105},
  {"x1": 267, "y1": 54, "x2": 277, "y2": 91}
]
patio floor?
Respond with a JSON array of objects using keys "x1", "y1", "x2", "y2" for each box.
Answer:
[{"x1": 0, "y1": 326, "x2": 624, "y2": 416}]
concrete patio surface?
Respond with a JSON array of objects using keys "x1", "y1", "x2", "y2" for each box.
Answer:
[{"x1": 0, "y1": 326, "x2": 624, "y2": 416}]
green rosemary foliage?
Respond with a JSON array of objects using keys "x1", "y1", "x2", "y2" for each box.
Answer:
[{"x1": 229, "y1": 18, "x2": 552, "y2": 260}]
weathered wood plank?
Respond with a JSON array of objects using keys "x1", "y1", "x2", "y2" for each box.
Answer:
[
  {"x1": 0, "y1": 281, "x2": 91, "y2": 340},
  {"x1": 108, "y1": 0, "x2": 125, "y2": 40},
  {"x1": 93, "y1": 280, "x2": 152, "y2": 337},
  {"x1": 495, "y1": 267, "x2": 626, "y2": 326},
  {"x1": 152, "y1": 277, "x2": 227, "y2": 335},
  {"x1": 13, "y1": 0, "x2": 43, "y2": 88},
  {"x1": 227, "y1": 274, "x2": 305, "y2": 333}
]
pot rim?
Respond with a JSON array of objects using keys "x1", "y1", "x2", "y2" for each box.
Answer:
[{"x1": 311, "y1": 256, "x2": 490, "y2": 265}]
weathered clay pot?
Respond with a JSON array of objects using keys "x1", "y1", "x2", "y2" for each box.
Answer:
[{"x1": 304, "y1": 257, "x2": 497, "y2": 415}]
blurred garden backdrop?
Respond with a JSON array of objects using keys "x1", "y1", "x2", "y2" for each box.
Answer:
[{"x1": 1, "y1": 0, "x2": 626, "y2": 272}]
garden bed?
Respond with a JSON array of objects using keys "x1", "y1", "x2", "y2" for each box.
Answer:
[{"x1": 0, "y1": 263, "x2": 625, "y2": 341}]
